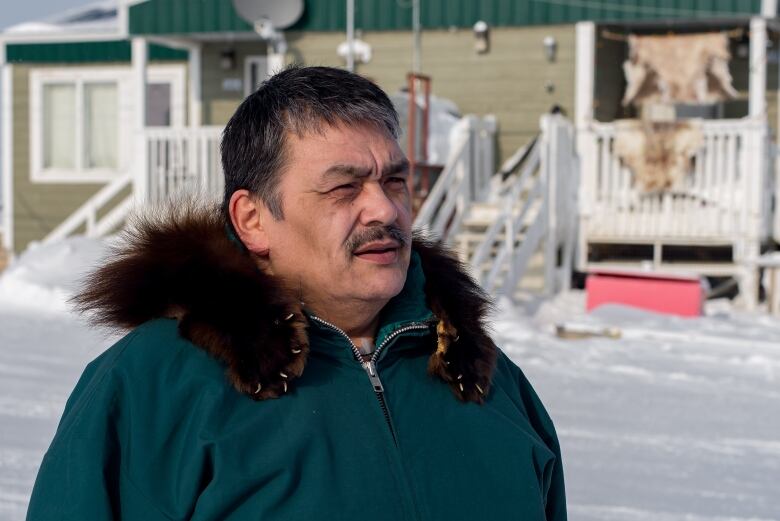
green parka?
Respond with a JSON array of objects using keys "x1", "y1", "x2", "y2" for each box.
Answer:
[{"x1": 27, "y1": 208, "x2": 566, "y2": 520}]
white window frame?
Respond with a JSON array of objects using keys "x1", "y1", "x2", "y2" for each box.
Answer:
[
  {"x1": 29, "y1": 64, "x2": 186, "y2": 184},
  {"x1": 244, "y1": 55, "x2": 269, "y2": 97}
]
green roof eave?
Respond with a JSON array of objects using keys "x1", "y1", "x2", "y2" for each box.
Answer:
[
  {"x1": 6, "y1": 41, "x2": 187, "y2": 64},
  {"x1": 128, "y1": 0, "x2": 764, "y2": 36}
]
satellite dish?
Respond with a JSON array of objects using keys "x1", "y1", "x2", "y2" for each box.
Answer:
[{"x1": 232, "y1": 0, "x2": 304, "y2": 30}]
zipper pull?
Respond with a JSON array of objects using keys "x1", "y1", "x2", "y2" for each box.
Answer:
[{"x1": 362, "y1": 360, "x2": 384, "y2": 393}]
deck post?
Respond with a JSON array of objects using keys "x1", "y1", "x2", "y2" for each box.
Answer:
[
  {"x1": 741, "y1": 17, "x2": 767, "y2": 310},
  {"x1": 268, "y1": 45, "x2": 285, "y2": 76},
  {"x1": 543, "y1": 115, "x2": 558, "y2": 294},
  {"x1": 132, "y1": 37, "x2": 148, "y2": 205},
  {"x1": 575, "y1": 22, "x2": 595, "y2": 129},
  {"x1": 575, "y1": 22, "x2": 596, "y2": 272},
  {"x1": 188, "y1": 44, "x2": 202, "y2": 127},
  {"x1": 761, "y1": 0, "x2": 777, "y2": 17},
  {"x1": 749, "y1": 17, "x2": 767, "y2": 119},
  {"x1": 1, "y1": 46, "x2": 13, "y2": 255}
]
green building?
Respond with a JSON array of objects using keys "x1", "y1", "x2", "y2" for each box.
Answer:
[{"x1": 0, "y1": 0, "x2": 776, "y2": 255}]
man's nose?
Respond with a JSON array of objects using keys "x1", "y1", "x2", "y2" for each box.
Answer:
[{"x1": 359, "y1": 182, "x2": 399, "y2": 226}]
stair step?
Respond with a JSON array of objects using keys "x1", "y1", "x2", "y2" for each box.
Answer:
[{"x1": 460, "y1": 204, "x2": 543, "y2": 230}]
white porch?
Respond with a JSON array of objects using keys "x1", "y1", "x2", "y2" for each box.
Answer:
[
  {"x1": 573, "y1": 18, "x2": 780, "y2": 308},
  {"x1": 577, "y1": 118, "x2": 772, "y2": 257}
]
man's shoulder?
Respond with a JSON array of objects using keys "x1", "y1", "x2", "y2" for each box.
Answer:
[
  {"x1": 98, "y1": 318, "x2": 219, "y2": 371},
  {"x1": 78, "y1": 318, "x2": 231, "y2": 404},
  {"x1": 489, "y1": 347, "x2": 560, "y2": 443},
  {"x1": 54, "y1": 318, "x2": 236, "y2": 443}
]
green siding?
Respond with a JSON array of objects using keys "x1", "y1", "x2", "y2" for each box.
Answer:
[
  {"x1": 129, "y1": 0, "x2": 761, "y2": 35},
  {"x1": 352, "y1": 26, "x2": 576, "y2": 164},
  {"x1": 9, "y1": 60, "x2": 188, "y2": 252},
  {"x1": 11, "y1": 65, "x2": 104, "y2": 252},
  {"x1": 201, "y1": 27, "x2": 574, "y2": 164},
  {"x1": 200, "y1": 41, "x2": 268, "y2": 125},
  {"x1": 7, "y1": 41, "x2": 187, "y2": 64}
]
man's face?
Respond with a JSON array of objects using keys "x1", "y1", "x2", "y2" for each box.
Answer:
[{"x1": 260, "y1": 122, "x2": 412, "y2": 312}]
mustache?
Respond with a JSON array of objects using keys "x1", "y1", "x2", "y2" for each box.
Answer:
[{"x1": 345, "y1": 225, "x2": 410, "y2": 254}]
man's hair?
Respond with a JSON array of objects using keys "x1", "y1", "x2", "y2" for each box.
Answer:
[{"x1": 220, "y1": 65, "x2": 400, "y2": 221}]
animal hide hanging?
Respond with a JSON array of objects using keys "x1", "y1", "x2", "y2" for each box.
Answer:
[
  {"x1": 613, "y1": 119, "x2": 704, "y2": 193},
  {"x1": 622, "y1": 32, "x2": 738, "y2": 107}
]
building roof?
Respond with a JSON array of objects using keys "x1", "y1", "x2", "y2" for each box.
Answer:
[
  {"x1": 2, "y1": 0, "x2": 769, "y2": 40},
  {"x1": 3, "y1": 1, "x2": 122, "y2": 36},
  {"x1": 128, "y1": 0, "x2": 765, "y2": 36}
]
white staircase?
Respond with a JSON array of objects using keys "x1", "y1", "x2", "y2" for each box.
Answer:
[
  {"x1": 43, "y1": 173, "x2": 135, "y2": 244},
  {"x1": 414, "y1": 114, "x2": 578, "y2": 299}
]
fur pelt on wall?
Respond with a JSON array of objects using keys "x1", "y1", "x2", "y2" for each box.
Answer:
[
  {"x1": 613, "y1": 119, "x2": 704, "y2": 193},
  {"x1": 74, "y1": 203, "x2": 497, "y2": 404},
  {"x1": 622, "y1": 32, "x2": 738, "y2": 107}
]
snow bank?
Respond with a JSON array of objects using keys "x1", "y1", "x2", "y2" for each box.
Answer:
[{"x1": 0, "y1": 236, "x2": 113, "y2": 314}]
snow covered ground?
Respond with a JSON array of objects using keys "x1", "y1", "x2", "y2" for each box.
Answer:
[{"x1": 0, "y1": 237, "x2": 778, "y2": 520}]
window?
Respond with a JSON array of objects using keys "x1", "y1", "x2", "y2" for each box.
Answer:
[
  {"x1": 244, "y1": 56, "x2": 269, "y2": 97},
  {"x1": 146, "y1": 83, "x2": 172, "y2": 127},
  {"x1": 84, "y1": 83, "x2": 119, "y2": 169},
  {"x1": 31, "y1": 67, "x2": 130, "y2": 183},
  {"x1": 42, "y1": 83, "x2": 76, "y2": 170},
  {"x1": 30, "y1": 65, "x2": 185, "y2": 183}
]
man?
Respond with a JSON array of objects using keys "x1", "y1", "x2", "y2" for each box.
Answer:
[{"x1": 27, "y1": 65, "x2": 566, "y2": 520}]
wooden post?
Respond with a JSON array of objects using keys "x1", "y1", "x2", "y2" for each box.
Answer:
[
  {"x1": 543, "y1": 114, "x2": 558, "y2": 294},
  {"x1": 749, "y1": 17, "x2": 767, "y2": 119},
  {"x1": 132, "y1": 38, "x2": 149, "y2": 205},
  {"x1": 575, "y1": 21, "x2": 596, "y2": 272},
  {"x1": 188, "y1": 44, "x2": 202, "y2": 127},
  {"x1": 267, "y1": 44, "x2": 285, "y2": 76},
  {"x1": 575, "y1": 22, "x2": 595, "y2": 129},
  {"x1": 1, "y1": 52, "x2": 13, "y2": 255},
  {"x1": 761, "y1": 0, "x2": 777, "y2": 17}
]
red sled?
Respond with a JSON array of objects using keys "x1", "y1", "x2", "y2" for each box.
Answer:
[{"x1": 586, "y1": 269, "x2": 704, "y2": 317}]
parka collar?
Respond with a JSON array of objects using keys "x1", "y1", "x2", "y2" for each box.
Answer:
[
  {"x1": 306, "y1": 250, "x2": 435, "y2": 361},
  {"x1": 74, "y1": 203, "x2": 498, "y2": 404}
]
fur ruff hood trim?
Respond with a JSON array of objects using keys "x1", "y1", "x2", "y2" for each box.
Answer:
[{"x1": 75, "y1": 205, "x2": 498, "y2": 404}]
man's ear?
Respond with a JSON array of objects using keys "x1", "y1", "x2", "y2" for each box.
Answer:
[{"x1": 229, "y1": 190, "x2": 270, "y2": 255}]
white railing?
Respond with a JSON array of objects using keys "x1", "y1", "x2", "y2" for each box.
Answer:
[
  {"x1": 43, "y1": 173, "x2": 134, "y2": 243},
  {"x1": 579, "y1": 118, "x2": 770, "y2": 243},
  {"x1": 470, "y1": 142, "x2": 542, "y2": 293},
  {"x1": 772, "y1": 143, "x2": 780, "y2": 243},
  {"x1": 142, "y1": 126, "x2": 224, "y2": 203},
  {"x1": 469, "y1": 114, "x2": 577, "y2": 296},
  {"x1": 413, "y1": 115, "x2": 496, "y2": 241}
]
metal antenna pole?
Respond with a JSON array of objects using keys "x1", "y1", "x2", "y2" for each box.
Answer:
[{"x1": 346, "y1": 0, "x2": 355, "y2": 72}]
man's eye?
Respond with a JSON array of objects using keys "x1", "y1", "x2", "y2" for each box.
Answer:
[
  {"x1": 330, "y1": 183, "x2": 358, "y2": 194},
  {"x1": 386, "y1": 177, "x2": 407, "y2": 186}
]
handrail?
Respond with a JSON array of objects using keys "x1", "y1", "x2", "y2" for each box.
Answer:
[
  {"x1": 470, "y1": 142, "x2": 541, "y2": 272},
  {"x1": 413, "y1": 115, "x2": 498, "y2": 242},
  {"x1": 144, "y1": 126, "x2": 224, "y2": 204},
  {"x1": 414, "y1": 113, "x2": 578, "y2": 298},
  {"x1": 468, "y1": 113, "x2": 577, "y2": 297},
  {"x1": 43, "y1": 173, "x2": 133, "y2": 243},
  {"x1": 498, "y1": 136, "x2": 538, "y2": 180},
  {"x1": 581, "y1": 115, "x2": 770, "y2": 243},
  {"x1": 413, "y1": 122, "x2": 471, "y2": 234}
]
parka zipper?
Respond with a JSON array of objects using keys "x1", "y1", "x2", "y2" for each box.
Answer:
[{"x1": 309, "y1": 315, "x2": 429, "y2": 444}]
